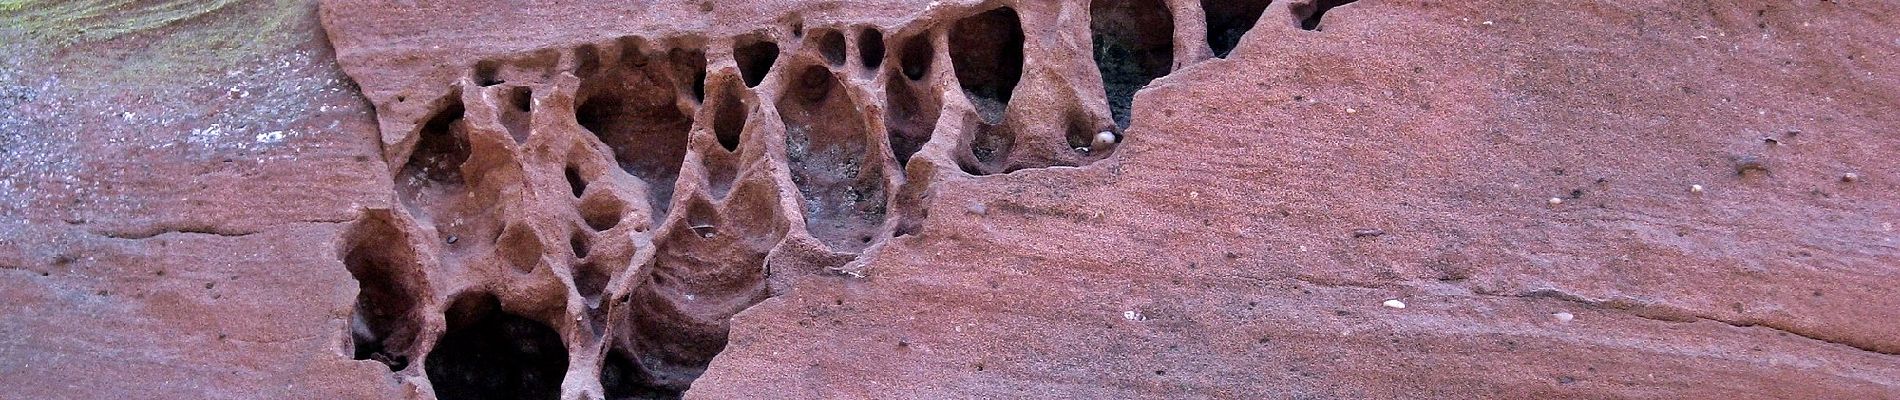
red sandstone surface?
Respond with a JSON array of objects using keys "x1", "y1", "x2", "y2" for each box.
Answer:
[{"x1": 2, "y1": 0, "x2": 1897, "y2": 399}]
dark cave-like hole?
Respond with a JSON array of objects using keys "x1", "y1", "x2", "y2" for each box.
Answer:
[
  {"x1": 425, "y1": 292, "x2": 569, "y2": 400},
  {"x1": 565, "y1": 165, "x2": 586, "y2": 198},
  {"x1": 570, "y1": 230, "x2": 589, "y2": 259},
  {"x1": 502, "y1": 86, "x2": 533, "y2": 143},
  {"x1": 401, "y1": 99, "x2": 469, "y2": 186},
  {"x1": 601, "y1": 348, "x2": 680, "y2": 400},
  {"x1": 576, "y1": 49, "x2": 693, "y2": 223},
  {"x1": 1203, "y1": 0, "x2": 1272, "y2": 57},
  {"x1": 344, "y1": 213, "x2": 422, "y2": 372},
  {"x1": 884, "y1": 74, "x2": 938, "y2": 166},
  {"x1": 858, "y1": 28, "x2": 885, "y2": 69},
  {"x1": 734, "y1": 38, "x2": 779, "y2": 88},
  {"x1": 949, "y1": 7, "x2": 1025, "y2": 125},
  {"x1": 1297, "y1": 0, "x2": 1361, "y2": 31},
  {"x1": 780, "y1": 64, "x2": 886, "y2": 252},
  {"x1": 710, "y1": 80, "x2": 747, "y2": 152},
  {"x1": 817, "y1": 29, "x2": 847, "y2": 67},
  {"x1": 899, "y1": 34, "x2": 933, "y2": 81},
  {"x1": 1091, "y1": 0, "x2": 1175, "y2": 128},
  {"x1": 474, "y1": 61, "x2": 503, "y2": 86}
]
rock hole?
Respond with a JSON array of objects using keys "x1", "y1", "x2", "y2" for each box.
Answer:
[
  {"x1": 570, "y1": 231, "x2": 590, "y2": 259},
  {"x1": 474, "y1": 61, "x2": 503, "y2": 86},
  {"x1": 574, "y1": 260, "x2": 610, "y2": 306},
  {"x1": 397, "y1": 97, "x2": 470, "y2": 205},
  {"x1": 580, "y1": 194, "x2": 625, "y2": 231},
  {"x1": 496, "y1": 224, "x2": 545, "y2": 273},
  {"x1": 565, "y1": 164, "x2": 587, "y2": 198},
  {"x1": 425, "y1": 292, "x2": 569, "y2": 400},
  {"x1": 1065, "y1": 109, "x2": 1108, "y2": 152},
  {"x1": 884, "y1": 68, "x2": 940, "y2": 166},
  {"x1": 899, "y1": 34, "x2": 933, "y2": 81},
  {"x1": 1295, "y1": 0, "x2": 1360, "y2": 31},
  {"x1": 614, "y1": 193, "x2": 777, "y2": 396},
  {"x1": 577, "y1": 46, "x2": 695, "y2": 222},
  {"x1": 601, "y1": 348, "x2": 679, "y2": 399},
  {"x1": 342, "y1": 212, "x2": 424, "y2": 372},
  {"x1": 709, "y1": 79, "x2": 747, "y2": 152},
  {"x1": 1091, "y1": 0, "x2": 1175, "y2": 128},
  {"x1": 500, "y1": 86, "x2": 533, "y2": 143},
  {"x1": 575, "y1": 43, "x2": 604, "y2": 78},
  {"x1": 1203, "y1": 0, "x2": 1272, "y2": 57},
  {"x1": 734, "y1": 37, "x2": 779, "y2": 88},
  {"x1": 949, "y1": 7, "x2": 1025, "y2": 125},
  {"x1": 961, "y1": 123, "x2": 1016, "y2": 176},
  {"x1": 667, "y1": 48, "x2": 709, "y2": 104},
  {"x1": 817, "y1": 29, "x2": 847, "y2": 67},
  {"x1": 779, "y1": 65, "x2": 887, "y2": 252},
  {"x1": 858, "y1": 28, "x2": 885, "y2": 69}
]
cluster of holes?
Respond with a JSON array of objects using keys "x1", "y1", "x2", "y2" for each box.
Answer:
[{"x1": 347, "y1": 0, "x2": 1368, "y2": 397}]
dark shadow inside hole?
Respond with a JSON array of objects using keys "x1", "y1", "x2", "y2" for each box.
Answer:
[
  {"x1": 734, "y1": 38, "x2": 779, "y2": 88},
  {"x1": 1091, "y1": 0, "x2": 1175, "y2": 128},
  {"x1": 779, "y1": 65, "x2": 886, "y2": 252},
  {"x1": 344, "y1": 214, "x2": 422, "y2": 372},
  {"x1": 425, "y1": 293, "x2": 569, "y2": 400},
  {"x1": 565, "y1": 165, "x2": 586, "y2": 198},
  {"x1": 1297, "y1": 0, "x2": 1361, "y2": 31},
  {"x1": 949, "y1": 7, "x2": 1025, "y2": 125},
  {"x1": 710, "y1": 80, "x2": 747, "y2": 152},
  {"x1": 817, "y1": 29, "x2": 847, "y2": 66},
  {"x1": 576, "y1": 49, "x2": 694, "y2": 223},
  {"x1": 1203, "y1": 0, "x2": 1272, "y2": 57},
  {"x1": 960, "y1": 123, "x2": 1015, "y2": 176},
  {"x1": 570, "y1": 231, "x2": 589, "y2": 259},
  {"x1": 601, "y1": 348, "x2": 680, "y2": 400},
  {"x1": 899, "y1": 35, "x2": 933, "y2": 81},
  {"x1": 401, "y1": 100, "x2": 469, "y2": 187},
  {"x1": 667, "y1": 48, "x2": 708, "y2": 103},
  {"x1": 858, "y1": 28, "x2": 885, "y2": 69},
  {"x1": 501, "y1": 86, "x2": 533, "y2": 143},
  {"x1": 474, "y1": 61, "x2": 503, "y2": 86},
  {"x1": 885, "y1": 74, "x2": 938, "y2": 166}
]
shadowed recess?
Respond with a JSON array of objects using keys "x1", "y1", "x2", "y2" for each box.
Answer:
[
  {"x1": 1091, "y1": 0, "x2": 1174, "y2": 128},
  {"x1": 949, "y1": 7, "x2": 1025, "y2": 124},
  {"x1": 575, "y1": 45, "x2": 697, "y2": 223},
  {"x1": 1203, "y1": 0, "x2": 1272, "y2": 57},
  {"x1": 1296, "y1": 0, "x2": 1360, "y2": 31},
  {"x1": 779, "y1": 65, "x2": 888, "y2": 252},
  {"x1": 735, "y1": 37, "x2": 779, "y2": 87},
  {"x1": 342, "y1": 211, "x2": 425, "y2": 372},
  {"x1": 425, "y1": 293, "x2": 568, "y2": 400},
  {"x1": 858, "y1": 28, "x2": 886, "y2": 69}
]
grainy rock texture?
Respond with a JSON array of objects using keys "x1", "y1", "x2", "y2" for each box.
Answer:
[{"x1": 3, "y1": 0, "x2": 1898, "y2": 399}]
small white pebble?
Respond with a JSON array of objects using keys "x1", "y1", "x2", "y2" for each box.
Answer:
[
  {"x1": 1092, "y1": 131, "x2": 1117, "y2": 148},
  {"x1": 1552, "y1": 312, "x2": 1574, "y2": 322},
  {"x1": 1345, "y1": 107, "x2": 1358, "y2": 114},
  {"x1": 1547, "y1": 197, "x2": 1564, "y2": 206},
  {"x1": 1382, "y1": 299, "x2": 1406, "y2": 309},
  {"x1": 1482, "y1": 20, "x2": 1494, "y2": 25},
  {"x1": 1123, "y1": 310, "x2": 1142, "y2": 321},
  {"x1": 1842, "y1": 173, "x2": 1859, "y2": 182},
  {"x1": 1690, "y1": 184, "x2": 1704, "y2": 194}
]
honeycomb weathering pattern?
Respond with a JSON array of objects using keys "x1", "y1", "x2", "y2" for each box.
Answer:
[{"x1": 329, "y1": 0, "x2": 1358, "y2": 397}]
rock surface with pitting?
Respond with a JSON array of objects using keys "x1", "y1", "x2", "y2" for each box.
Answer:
[{"x1": 1, "y1": 0, "x2": 1898, "y2": 399}]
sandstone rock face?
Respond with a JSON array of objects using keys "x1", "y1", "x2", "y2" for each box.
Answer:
[{"x1": 3, "y1": 0, "x2": 1899, "y2": 399}]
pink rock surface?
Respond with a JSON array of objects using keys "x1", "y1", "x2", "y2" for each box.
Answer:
[{"x1": 2, "y1": 0, "x2": 1897, "y2": 399}]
